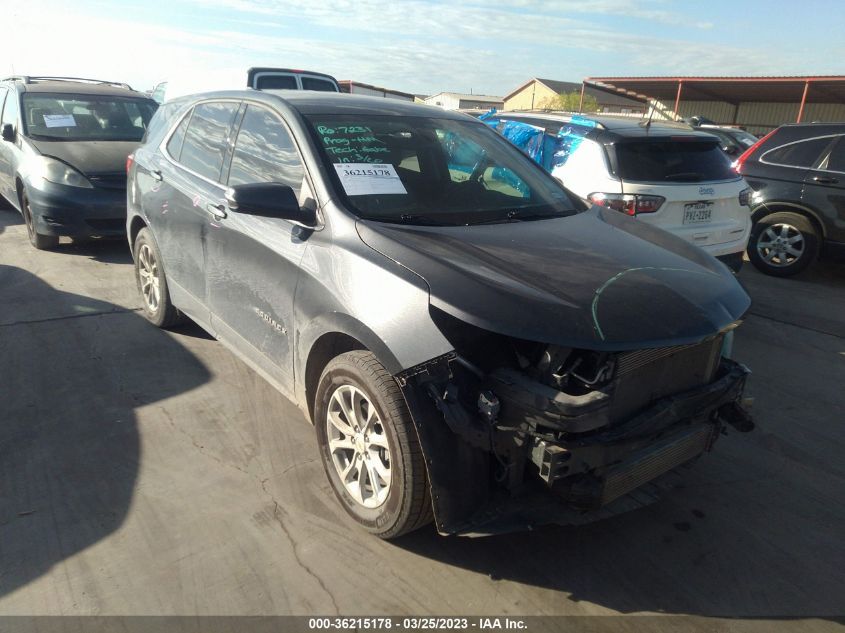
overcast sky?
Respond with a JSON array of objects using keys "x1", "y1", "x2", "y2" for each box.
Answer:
[{"x1": 2, "y1": 0, "x2": 842, "y2": 96}]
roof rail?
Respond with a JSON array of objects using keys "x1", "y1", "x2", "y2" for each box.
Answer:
[
  {"x1": 503, "y1": 110, "x2": 609, "y2": 130},
  {"x1": 1, "y1": 76, "x2": 133, "y2": 90}
]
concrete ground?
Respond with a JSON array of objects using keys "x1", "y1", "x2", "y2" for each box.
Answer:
[{"x1": 0, "y1": 204, "x2": 843, "y2": 628}]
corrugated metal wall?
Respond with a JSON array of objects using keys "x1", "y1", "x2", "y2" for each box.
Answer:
[{"x1": 650, "y1": 99, "x2": 845, "y2": 135}]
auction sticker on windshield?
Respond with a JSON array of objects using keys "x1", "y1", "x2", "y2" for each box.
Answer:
[
  {"x1": 334, "y1": 163, "x2": 407, "y2": 196},
  {"x1": 43, "y1": 114, "x2": 76, "y2": 128}
]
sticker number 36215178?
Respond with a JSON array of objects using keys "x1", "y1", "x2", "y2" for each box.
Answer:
[{"x1": 333, "y1": 163, "x2": 408, "y2": 196}]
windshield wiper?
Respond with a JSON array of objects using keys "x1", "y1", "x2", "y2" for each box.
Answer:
[
  {"x1": 363, "y1": 214, "x2": 457, "y2": 226},
  {"x1": 467, "y1": 209, "x2": 570, "y2": 225}
]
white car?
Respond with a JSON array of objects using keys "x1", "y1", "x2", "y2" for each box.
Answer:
[{"x1": 486, "y1": 113, "x2": 752, "y2": 272}]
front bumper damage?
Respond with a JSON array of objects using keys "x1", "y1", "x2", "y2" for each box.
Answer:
[{"x1": 397, "y1": 350, "x2": 752, "y2": 537}]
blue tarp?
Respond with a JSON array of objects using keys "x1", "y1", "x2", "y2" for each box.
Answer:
[{"x1": 480, "y1": 109, "x2": 597, "y2": 175}]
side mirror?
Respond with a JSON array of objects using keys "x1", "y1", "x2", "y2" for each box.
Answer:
[
  {"x1": 723, "y1": 145, "x2": 739, "y2": 156},
  {"x1": 225, "y1": 182, "x2": 316, "y2": 226},
  {"x1": 1, "y1": 124, "x2": 15, "y2": 142}
]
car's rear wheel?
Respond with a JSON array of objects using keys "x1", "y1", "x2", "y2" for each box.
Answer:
[
  {"x1": 314, "y1": 350, "x2": 433, "y2": 539},
  {"x1": 133, "y1": 228, "x2": 183, "y2": 328},
  {"x1": 748, "y1": 211, "x2": 819, "y2": 277},
  {"x1": 22, "y1": 193, "x2": 59, "y2": 250}
]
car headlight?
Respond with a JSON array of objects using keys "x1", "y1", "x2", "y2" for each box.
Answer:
[{"x1": 32, "y1": 156, "x2": 93, "y2": 188}]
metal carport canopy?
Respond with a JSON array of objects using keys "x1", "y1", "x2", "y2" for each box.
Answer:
[{"x1": 582, "y1": 76, "x2": 845, "y2": 122}]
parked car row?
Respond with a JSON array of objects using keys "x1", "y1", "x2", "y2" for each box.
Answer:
[
  {"x1": 2, "y1": 76, "x2": 756, "y2": 539},
  {"x1": 479, "y1": 111, "x2": 752, "y2": 273},
  {"x1": 480, "y1": 110, "x2": 845, "y2": 277}
]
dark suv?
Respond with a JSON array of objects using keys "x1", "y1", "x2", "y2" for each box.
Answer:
[
  {"x1": 0, "y1": 76, "x2": 158, "y2": 249},
  {"x1": 736, "y1": 123, "x2": 845, "y2": 276},
  {"x1": 128, "y1": 90, "x2": 753, "y2": 538}
]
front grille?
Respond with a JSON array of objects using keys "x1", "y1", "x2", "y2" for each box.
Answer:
[
  {"x1": 609, "y1": 336, "x2": 723, "y2": 422},
  {"x1": 88, "y1": 173, "x2": 127, "y2": 190},
  {"x1": 600, "y1": 423, "x2": 714, "y2": 505}
]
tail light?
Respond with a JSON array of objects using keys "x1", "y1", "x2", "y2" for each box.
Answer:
[
  {"x1": 126, "y1": 153, "x2": 134, "y2": 173},
  {"x1": 588, "y1": 193, "x2": 665, "y2": 216},
  {"x1": 734, "y1": 129, "x2": 777, "y2": 174}
]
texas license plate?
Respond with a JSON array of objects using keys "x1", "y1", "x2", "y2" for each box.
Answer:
[{"x1": 683, "y1": 202, "x2": 713, "y2": 224}]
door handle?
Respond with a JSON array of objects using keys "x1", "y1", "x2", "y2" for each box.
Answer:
[
  {"x1": 150, "y1": 169, "x2": 163, "y2": 182},
  {"x1": 812, "y1": 176, "x2": 838, "y2": 184},
  {"x1": 206, "y1": 202, "x2": 227, "y2": 220}
]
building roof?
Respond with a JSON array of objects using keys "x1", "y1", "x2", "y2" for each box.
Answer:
[
  {"x1": 425, "y1": 92, "x2": 503, "y2": 103},
  {"x1": 503, "y1": 78, "x2": 645, "y2": 107},
  {"x1": 585, "y1": 76, "x2": 845, "y2": 104},
  {"x1": 338, "y1": 80, "x2": 415, "y2": 100}
]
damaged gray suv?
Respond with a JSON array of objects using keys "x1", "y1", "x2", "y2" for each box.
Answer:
[{"x1": 127, "y1": 91, "x2": 754, "y2": 538}]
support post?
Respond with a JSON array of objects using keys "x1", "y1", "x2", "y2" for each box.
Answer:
[
  {"x1": 797, "y1": 80, "x2": 810, "y2": 122},
  {"x1": 578, "y1": 82, "x2": 585, "y2": 113},
  {"x1": 673, "y1": 81, "x2": 683, "y2": 121}
]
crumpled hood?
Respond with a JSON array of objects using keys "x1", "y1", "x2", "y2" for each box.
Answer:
[
  {"x1": 356, "y1": 208, "x2": 751, "y2": 350},
  {"x1": 29, "y1": 139, "x2": 140, "y2": 175}
]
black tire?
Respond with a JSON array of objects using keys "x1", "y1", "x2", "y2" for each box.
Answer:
[
  {"x1": 133, "y1": 227, "x2": 183, "y2": 328},
  {"x1": 748, "y1": 211, "x2": 820, "y2": 277},
  {"x1": 314, "y1": 350, "x2": 433, "y2": 539},
  {"x1": 21, "y1": 192, "x2": 59, "y2": 250}
]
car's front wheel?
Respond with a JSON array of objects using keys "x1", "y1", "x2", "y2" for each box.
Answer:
[
  {"x1": 314, "y1": 350, "x2": 433, "y2": 539},
  {"x1": 133, "y1": 228, "x2": 183, "y2": 328},
  {"x1": 748, "y1": 211, "x2": 819, "y2": 277},
  {"x1": 21, "y1": 192, "x2": 59, "y2": 250}
]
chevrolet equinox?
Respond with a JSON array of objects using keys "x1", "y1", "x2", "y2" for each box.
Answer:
[{"x1": 127, "y1": 91, "x2": 754, "y2": 538}]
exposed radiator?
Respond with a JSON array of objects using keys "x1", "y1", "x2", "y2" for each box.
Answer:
[
  {"x1": 600, "y1": 423, "x2": 715, "y2": 505},
  {"x1": 609, "y1": 336, "x2": 723, "y2": 422}
]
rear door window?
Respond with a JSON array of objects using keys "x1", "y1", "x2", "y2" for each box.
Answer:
[
  {"x1": 762, "y1": 136, "x2": 834, "y2": 169},
  {"x1": 300, "y1": 77, "x2": 338, "y2": 92},
  {"x1": 614, "y1": 140, "x2": 735, "y2": 182},
  {"x1": 255, "y1": 75, "x2": 297, "y2": 90},
  {"x1": 178, "y1": 101, "x2": 239, "y2": 182},
  {"x1": 165, "y1": 111, "x2": 191, "y2": 161},
  {"x1": 820, "y1": 136, "x2": 845, "y2": 173},
  {"x1": 226, "y1": 105, "x2": 304, "y2": 196}
]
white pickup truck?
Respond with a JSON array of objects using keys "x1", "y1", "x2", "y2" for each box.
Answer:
[{"x1": 150, "y1": 67, "x2": 340, "y2": 103}]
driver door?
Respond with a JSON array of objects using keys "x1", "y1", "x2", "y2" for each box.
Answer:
[{"x1": 205, "y1": 104, "x2": 313, "y2": 395}]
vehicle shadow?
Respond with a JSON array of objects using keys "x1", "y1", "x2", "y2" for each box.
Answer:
[
  {"x1": 0, "y1": 264, "x2": 211, "y2": 599},
  {"x1": 55, "y1": 237, "x2": 134, "y2": 265},
  {"x1": 0, "y1": 201, "x2": 22, "y2": 236},
  {"x1": 740, "y1": 260, "x2": 845, "y2": 338},
  {"x1": 393, "y1": 437, "x2": 843, "y2": 619}
]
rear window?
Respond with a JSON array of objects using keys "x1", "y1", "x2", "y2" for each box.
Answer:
[
  {"x1": 301, "y1": 77, "x2": 338, "y2": 92},
  {"x1": 762, "y1": 136, "x2": 834, "y2": 168},
  {"x1": 255, "y1": 75, "x2": 297, "y2": 90},
  {"x1": 615, "y1": 139, "x2": 735, "y2": 182}
]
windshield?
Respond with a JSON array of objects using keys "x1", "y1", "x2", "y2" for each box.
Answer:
[
  {"x1": 615, "y1": 139, "x2": 736, "y2": 183},
  {"x1": 305, "y1": 114, "x2": 577, "y2": 225},
  {"x1": 22, "y1": 93, "x2": 158, "y2": 142},
  {"x1": 728, "y1": 129, "x2": 758, "y2": 147}
]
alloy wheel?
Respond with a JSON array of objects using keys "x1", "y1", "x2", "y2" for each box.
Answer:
[
  {"x1": 756, "y1": 222, "x2": 805, "y2": 268},
  {"x1": 325, "y1": 384, "x2": 392, "y2": 508},
  {"x1": 23, "y1": 201, "x2": 35, "y2": 241},
  {"x1": 137, "y1": 243, "x2": 161, "y2": 312}
]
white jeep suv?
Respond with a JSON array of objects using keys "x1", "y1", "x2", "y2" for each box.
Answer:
[{"x1": 484, "y1": 113, "x2": 752, "y2": 272}]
